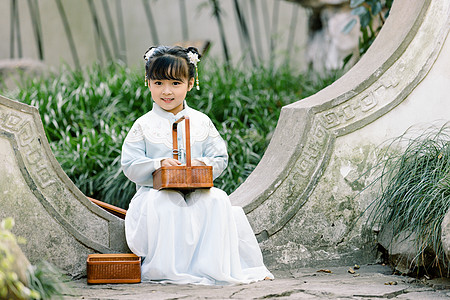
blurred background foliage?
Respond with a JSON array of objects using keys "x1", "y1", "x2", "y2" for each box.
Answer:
[{"x1": 343, "y1": 0, "x2": 393, "y2": 65}]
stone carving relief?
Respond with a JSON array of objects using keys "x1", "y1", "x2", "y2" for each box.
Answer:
[{"x1": 0, "y1": 97, "x2": 128, "y2": 277}]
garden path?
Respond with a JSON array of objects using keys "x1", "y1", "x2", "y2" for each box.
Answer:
[{"x1": 64, "y1": 265, "x2": 450, "y2": 299}]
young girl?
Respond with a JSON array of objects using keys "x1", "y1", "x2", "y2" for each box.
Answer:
[{"x1": 121, "y1": 45, "x2": 273, "y2": 285}]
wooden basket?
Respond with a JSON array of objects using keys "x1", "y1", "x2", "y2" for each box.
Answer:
[
  {"x1": 153, "y1": 116, "x2": 213, "y2": 190},
  {"x1": 87, "y1": 254, "x2": 141, "y2": 284}
]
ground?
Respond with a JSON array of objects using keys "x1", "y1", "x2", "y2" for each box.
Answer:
[{"x1": 62, "y1": 264, "x2": 450, "y2": 299}]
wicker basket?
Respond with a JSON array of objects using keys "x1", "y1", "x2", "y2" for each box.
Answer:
[
  {"x1": 87, "y1": 254, "x2": 141, "y2": 284},
  {"x1": 153, "y1": 116, "x2": 213, "y2": 190}
]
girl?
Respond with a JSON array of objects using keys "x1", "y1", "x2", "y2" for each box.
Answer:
[{"x1": 121, "y1": 45, "x2": 273, "y2": 285}]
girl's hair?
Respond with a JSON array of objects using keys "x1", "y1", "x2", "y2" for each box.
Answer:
[{"x1": 144, "y1": 46, "x2": 201, "y2": 82}]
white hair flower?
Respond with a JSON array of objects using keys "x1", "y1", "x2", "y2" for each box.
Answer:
[
  {"x1": 144, "y1": 48, "x2": 156, "y2": 61},
  {"x1": 187, "y1": 52, "x2": 200, "y2": 67}
]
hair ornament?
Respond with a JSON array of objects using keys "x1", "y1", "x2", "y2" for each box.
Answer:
[
  {"x1": 187, "y1": 51, "x2": 200, "y2": 90},
  {"x1": 187, "y1": 52, "x2": 200, "y2": 67},
  {"x1": 144, "y1": 47, "x2": 156, "y2": 61},
  {"x1": 144, "y1": 47, "x2": 157, "y2": 86}
]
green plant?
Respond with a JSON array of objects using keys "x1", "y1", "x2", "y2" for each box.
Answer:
[
  {"x1": 27, "y1": 261, "x2": 68, "y2": 300},
  {"x1": 5, "y1": 61, "x2": 339, "y2": 209},
  {"x1": 343, "y1": 0, "x2": 393, "y2": 64},
  {"x1": 366, "y1": 123, "x2": 450, "y2": 276},
  {"x1": 0, "y1": 218, "x2": 36, "y2": 299},
  {"x1": 0, "y1": 217, "x2": 67, "y2": 299}
]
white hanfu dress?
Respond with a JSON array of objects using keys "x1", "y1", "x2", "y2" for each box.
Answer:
[{"x1": 121, "y1": 102, "x2": 273, "y2": 285}]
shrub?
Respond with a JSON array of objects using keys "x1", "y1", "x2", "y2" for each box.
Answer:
[{"x1": 366, "y1": 123, "x2": 450, "y2": 276}]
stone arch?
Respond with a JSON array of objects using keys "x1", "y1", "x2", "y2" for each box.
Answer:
[
  {"x1": 0, "y1": 96, "x2": 128, "y2": 277},
  {"x1": 230, "y1": 0, "x2": 450, "y2": 268}
]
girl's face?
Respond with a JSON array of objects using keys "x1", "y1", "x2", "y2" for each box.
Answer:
[{"x1": 148, "y1": 77, "x2": 194, "y2": 115}]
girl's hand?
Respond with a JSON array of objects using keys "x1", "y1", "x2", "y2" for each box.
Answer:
[
  {"x1": 161, "y1": 158, "x2": 182, "y2": 167},
  {"x1": 192, "y1": 159, "x2": 206, "y2": 166}
]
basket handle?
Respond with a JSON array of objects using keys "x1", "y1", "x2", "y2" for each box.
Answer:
[{"x1": 172, "y1": 116, "x2": 191, "y2": 167}]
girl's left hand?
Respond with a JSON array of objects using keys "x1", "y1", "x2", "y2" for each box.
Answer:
[{"x1": 192, "y1": 159, "x2": 206, "y2": 166}]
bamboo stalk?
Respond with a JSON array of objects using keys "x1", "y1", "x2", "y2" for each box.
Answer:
[
  {"x1": 10, "y1": 0, "x2": 23, "y2": 58},
  {"x1": 115, "y1": 0, "x2": 127, "y2": 63},
  {"x1": 261, "y1": 0, "x2": 271, "y2": 50},
  {"x1": 286, "y1": 4, "x2": 299, "y2": 63},
  {"x1": 87, "y1": 0, "x2": 113, "y2": 62},
  {"x1": 209, "y1": 0, "x2": 230, "y2": 65},
  {"x1": 27, "y1": 0, "x2": 44, "y2": 60},
  {"x1": 101, "y1": 0, "x2": 120, "y2": 60},
  {"x1": 55, "y1": 0, "x2": 81, "y2": 68},
  {"x1": 142, "y1": 0, "x2": 159, "y2": 45},
  {"x1": 179, "y1": 0, "x2": 189, "y2": 41},
  {"x1": 233, "y1": 0, "x2": 256, "y2": 66},
  {"x1": 249, "y1": 0, "x2": 263, "y2": 62},
  {"x1": 10, "y1": 0, "x2": 15, "y2": 58}
]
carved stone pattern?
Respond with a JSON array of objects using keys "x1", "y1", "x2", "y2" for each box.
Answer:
[
  {"x1": 250, "y1": 122, "x2": 332, "y2": 234},
  {"x1": 319, "y1": 78, "x2": 401, "y2": 130},
  {"x1": 295, "y1": 123, "x2": 329, "y2": 177},
  {"x1": 0, "y1": 109, "x2": 56, "y2": 189}
]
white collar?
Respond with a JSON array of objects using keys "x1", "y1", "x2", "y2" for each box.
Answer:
[{"x1": 152, "y1": 100, "x2": 188, "y2": 120}]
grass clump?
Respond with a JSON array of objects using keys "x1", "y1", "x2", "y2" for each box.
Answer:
[
  {"x1": 5, "y1": 61, "x2": 339, "y2": 209},
  {"x1": 366, "y1": 123, "x2": 450, "y2": 276}
]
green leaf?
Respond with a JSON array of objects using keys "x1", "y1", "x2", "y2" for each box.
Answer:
[
  {"x1": 350, "y1": 0, "x2": 365, "y2": 8},
  {"x1": 351, "y1": 6, "x2": 367, "y2": 17},
  {"x1": 371, "y1": 2, "x2": 382, "y2": 15},
  {"x1": 360, "y1": 11, "x2": 372, "y2": 28},
  {"x1": 342, "y1": 18, "x2": 358, "y2": 34},
  {"x1": 343, "y1": 53, "x2": 354, "y2": 67}
]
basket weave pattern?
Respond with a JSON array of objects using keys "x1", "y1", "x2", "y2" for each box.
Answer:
[
  {"x1": 87, "y1": 254, "x2": 141, "y2": 284},
  {"x1": 152, "y1": 116, "x2": 214, "y2": 190},
  {"x1": 153, "y1": 165, "x2": 213, "y2": 189}
]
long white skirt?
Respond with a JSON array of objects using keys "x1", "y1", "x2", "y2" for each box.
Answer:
[{"x1": 125, "y1": 187, "x2": 273, "y2": 285}]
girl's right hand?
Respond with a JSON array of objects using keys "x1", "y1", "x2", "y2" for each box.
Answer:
[{"x1": 161, "y1": 158, "x2": 182, "y2": 167}]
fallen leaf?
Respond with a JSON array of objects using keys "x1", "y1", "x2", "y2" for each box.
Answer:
[
  {"x1": 317, "y1": 269, "x2": 332, "y2": 273},
  {"x1": 348, "y1": 267, "x2": 356, "y2": 274},
  {"x1": 384, "y1": 281, "x2": 398, "y2": 285},
  {"x1": 353, "y1": 264, "x2": 360, "y2": 269}
]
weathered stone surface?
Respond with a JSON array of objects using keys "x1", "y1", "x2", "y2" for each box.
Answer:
[
  {"x1": 442, "y1": 208, "x2": 450, "y2": 263},
  {"x1": 0, "y1": 96, "x2": 129, "y2": 278},
  {"x1": 231, "y1": 0, "x2": 450, "y2": 271},
  {"x1": 377, "y1": 222, "x2": 428, "y2": 274}
]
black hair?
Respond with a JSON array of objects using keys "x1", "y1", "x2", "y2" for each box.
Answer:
[{"x1": 144, "y1": 46, "x2": 201, "y2": 82}]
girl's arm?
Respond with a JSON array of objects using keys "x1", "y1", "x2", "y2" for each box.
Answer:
[
  {"x1": 121, "y1": 139, "x2": 162, "y2": 186},
  {"x1": 121, "y1": 121, "x2": 164, "y2": 187}
]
